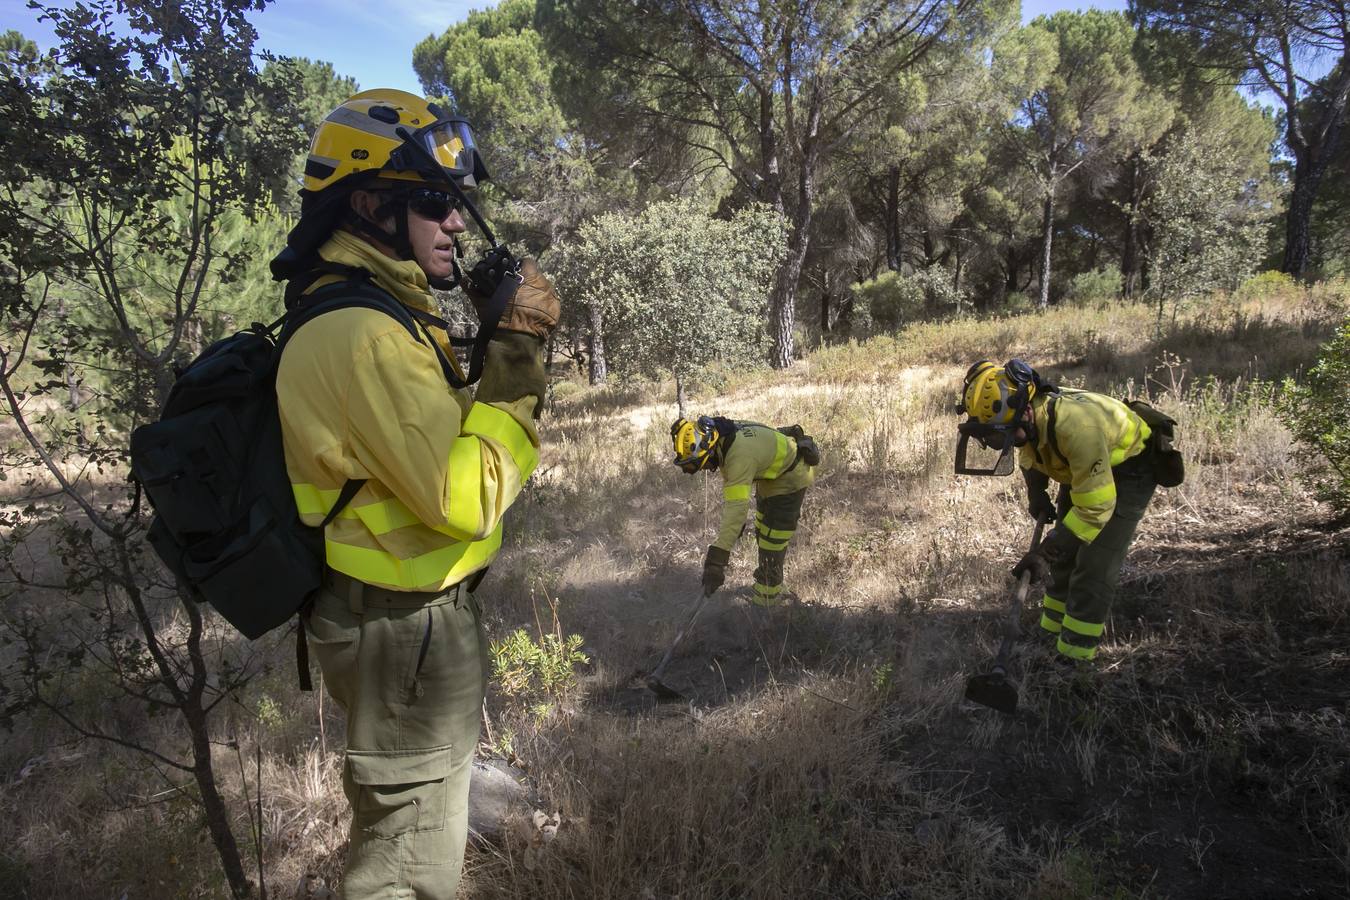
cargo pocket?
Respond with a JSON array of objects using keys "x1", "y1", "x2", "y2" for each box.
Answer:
[
  {"x1": 349, "y1": 748, "x2": 454, "y2": 839},
  {"x1": 304, "y1": 590, "x2": 361, "y2": 711}
]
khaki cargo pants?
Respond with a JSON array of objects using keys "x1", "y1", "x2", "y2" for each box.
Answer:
[
  {"x1": 305, "y1": 571, "x2": 487, "y2": 900},
  {"x1": 752, "y1": 488, "x2": 808, "y2": 605},
  {"x1": 1038, "y1": 454, "x2": 1157, "y2": 661}
]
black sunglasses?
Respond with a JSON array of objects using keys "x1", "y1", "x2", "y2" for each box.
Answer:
[{"x1": 404, "y1": 188, "x2": 463, "y2": 221}]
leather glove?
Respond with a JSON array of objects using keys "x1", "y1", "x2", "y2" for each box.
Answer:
[
  {"x1": 1027, "y1": 488, "x2": 1056, "y2": 523},
  {"x1": 1022, "y1": 466, "x2": 1054, "y2": 522},
  {"x1": 1012, "y1": 526, "x2": 1082, "y2": 579},
  {"x1": 1039, "y1": 525, "x2": 1082, "y2": 564},
  {"x1": 466, "y1": 256, "x2": 559, "y2": 340},
  {"x1": 1011, "y1": 548, "x2": 1047, "y2": 581},
  {"x1": 702, "y1": 545, "x2": 730, "y2": 595}
]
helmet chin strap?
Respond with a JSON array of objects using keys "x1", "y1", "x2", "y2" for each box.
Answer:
[{"x1": 348, "y1": 200, "x2": 463, "y2": 290}]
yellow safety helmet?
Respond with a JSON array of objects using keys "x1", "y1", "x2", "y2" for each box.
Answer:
[
  {"x1": 302, "y1": 88, "x2": 487, "y2": 193},
  {"x1": 670, "y1": 416, "x2": 722, "y2": 473},
  {"x1": 958, "y1": 359, "x2": 1037, "y2": 426}
]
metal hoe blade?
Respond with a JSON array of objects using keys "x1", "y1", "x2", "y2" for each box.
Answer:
[
  {"x1": 964, "y1": 669, "x2": 1018, "y2": 714},
  {"x1": 964, "y1": 515, "x2": 1050, "y2": 714},
  {"x1": 645, "y1": 589, "x2": 713, "y2": 701}
]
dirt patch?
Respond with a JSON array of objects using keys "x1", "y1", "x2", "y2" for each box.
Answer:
[{"x1": 892, "y1": 521, "x2": 1350, "y2": 899}]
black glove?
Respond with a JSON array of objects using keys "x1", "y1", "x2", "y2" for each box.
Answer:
[
  {"x1": 1022, "y1": 466, "x2": 1054, "y2": 522},
  {"x1": 702, "y1": 545, "x2": 730, "y2": 595},
  {"x1": 1011, "y1": 549, "x2": 1047, "y2": 581},
  {"x1": 1011, "y1": 526, "x2": 1082, "y2": 580},
  {"x1": 1027, "y1": 488, "x2": 1056, "y2": 523}
]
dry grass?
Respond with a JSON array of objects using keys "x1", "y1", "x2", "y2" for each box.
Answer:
[{"x1": 2, "y1": 286, "x2": 1348, "y2": 898}]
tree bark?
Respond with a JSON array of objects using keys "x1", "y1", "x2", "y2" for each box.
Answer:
[
  {"x1": 1279, "y1": 64, "x2": 1350, "y2": 278},
  {"x1": 586, "y1": 303, "x2": 607, "y2": 386},
  {"x1": 1038, "y1": 188, "x2": 1055, "y2": 309},
  {"x1": 885, "y1": 166, "x2": 901, "y2": 271},
  {"x1": 1122, "y1": 153, "x2": 1142, "y2": 299}
]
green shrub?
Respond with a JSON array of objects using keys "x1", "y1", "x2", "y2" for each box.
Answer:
[
  {"x1": 1064, "y1": 267, "x2": 1121, "y2": 307},
  {"x1": 489, "y1": 629, "x2": 589, "y2": 705},
  {"x1": 850, "y1": 267, "x2": 969, "y2": 334},
  {"x1": 1236, "y1": 270, "x2": 1297, "y2": 302},
  {"x1": 1278, "y1": 319, "x2": 1350, "y2": 515},
  {"x1": 850, "y1": 271, "x2": 924, "y2": 332},
  {"x1": 1003, "y1": 291, "x2": 1035, "y2": 314}
]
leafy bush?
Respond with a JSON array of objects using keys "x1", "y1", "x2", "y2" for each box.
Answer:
[
  {"x1": 1278, "y1": 319, "x2": 1350, "y2": 515},
  {"x1": 850, "y1": 266, "x2": 969, "y2": 333},
  {"x1": 1065, "y1": 267, "x2": 1121, "y2": 307},
  {"x1": 1237, "y1": 270, "x2": 1297, "y2": 302},
  {"x1": 490, "y1": 629, "x2": 589, "y2": 706},
  {"x1": 1004, "y1": 291, "x2": 1035, "y2": 314}
]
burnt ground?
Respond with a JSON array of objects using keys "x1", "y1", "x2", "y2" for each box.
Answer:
[{"x1": 558, "y1": 519, "x2": 1350, "y2": 899}]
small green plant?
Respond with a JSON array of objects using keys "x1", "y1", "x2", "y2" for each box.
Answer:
[
  {"x1": 255, "y1": 694, "x2": 283, "y2": 730},
  {"x1": 870, "y1": 662, "x2": 895, "y2": 693},
  {"x1": 1278, "y1": 319, "x2": 1350, "y2": 516},
  {"x1": 490, "y1": 629, "x2": 589, "y2": 703}
]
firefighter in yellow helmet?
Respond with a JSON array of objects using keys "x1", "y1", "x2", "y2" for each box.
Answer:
[
  {"x1": 272, "y1": 89, "x2": 559, "y2": 899},
  {"x1": 671, "y1": 416, "x2": 820, "y2": 604},
  {"x1": 957, "y1": 360, "x2": 1179, "y2": 664}
]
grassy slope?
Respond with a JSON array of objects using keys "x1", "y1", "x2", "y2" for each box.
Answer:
[{"x1": 1, "y1": 289, "x2": 1347, "y2": 898}]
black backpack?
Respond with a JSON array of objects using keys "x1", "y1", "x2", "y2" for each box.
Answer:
[{"x1": 130, "y1": 278, "x2": 460, "y2": 663}]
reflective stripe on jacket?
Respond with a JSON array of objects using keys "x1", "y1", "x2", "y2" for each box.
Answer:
[
  {"x1": 276, "y1": 232, "x2": 540, "y2": 592},
  {"x1": 714, "y1": 422, "x2": 815, "y2": 551},
  {"x1": 1018, "y1": 390, "x2": 1150, "y2": 543}
]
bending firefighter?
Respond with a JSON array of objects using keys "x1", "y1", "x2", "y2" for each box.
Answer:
[
  {"x1": 272, "y1": 89, "x2": 558, "y2": 899},
  {"x1": 956, "y1": 360, "x2": 1183, "y2": 663},
  {"x1": 671, "y1": 417, "x2": 820, "y2": 604}
]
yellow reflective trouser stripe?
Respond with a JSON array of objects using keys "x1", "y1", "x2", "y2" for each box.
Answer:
[
  {"x1": 1056, "y1": 637, "x2": 1097, "y2": 660},
  {"x1": 325, "y1": 523, "x2": 502, "y2": 591},
  {"x1": 758, "y1": 537, "x2": 790, "y2": 551},
  {"x1": 754, "y1": 520, "x2": 794, "y2": 541},
  {"x1": 1062, "y1": 508, "x2": 1101, "y2": 543},
  {"x1": 1061, "y1": 614, "x2": 1105, "y2": 638},
  {"x1": 760, "y1": 434, "x2": 791, "y2": 480},
  {"x1": 1070, "y1": 483, "x2": 1116, "y2": 507},
  {"x1": 724, "y1": 483, "x2": 751, "y2": 501},
  {"x1": 1042, "y1": 594, "x2": 1066, "y2": 613},
  {"x1": 1040, "y1": 613, "x2": 1063, "y2": 634},
  {"x1": 463, "y1": 403, "x2": 539, "y2": 480}
]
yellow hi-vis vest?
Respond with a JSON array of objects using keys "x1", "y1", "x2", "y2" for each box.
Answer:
[
  {"x1": 714, "y1": 422, "x2": 816, "y2": 551},
  {"x1": 276, "y1": 238, "x2": 539, "y2": 593},
  {"x1": 1019, "y1": 390, "x2": 1151, "y2": 544}
]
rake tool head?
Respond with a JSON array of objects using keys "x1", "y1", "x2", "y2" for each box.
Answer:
[{"x1": 964, "y1": 670, "x2": 1018, "y2": 714}]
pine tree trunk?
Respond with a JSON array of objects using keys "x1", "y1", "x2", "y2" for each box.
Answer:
[
  {"x1": 1122, "y1": 154, "x2": 1142, "y2": 299},
  {"x1": 885, "y1": 166, "x2": 901, "y2": 271},
  {"x1": 1282, "y1": 151, "x2": 1318, "y2": 279},
  {"x1": 1038, "y1": 189, "x2": 1055, "y2": 309},
  {"x1": 586, "y1": 303, "x2": 607, "y2": 386}
]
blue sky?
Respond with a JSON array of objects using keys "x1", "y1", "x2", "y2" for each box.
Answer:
[{"x1": 4, "y1": 0, "x2": 1128, "y2": 96}]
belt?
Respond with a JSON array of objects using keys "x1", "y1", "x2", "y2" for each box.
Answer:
[{"x1": 324, "y1": 569, "x2": 469, "y2": 616}]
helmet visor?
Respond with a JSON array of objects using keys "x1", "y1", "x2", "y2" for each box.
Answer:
[{"x1": 388, "y1": 117, "x2": 484, "y2": 187}]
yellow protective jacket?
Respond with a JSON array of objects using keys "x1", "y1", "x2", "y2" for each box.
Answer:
[
  {"x1": 275, "y1": 231, "x2": 540, "y2": 592},
  {"x1": 714, "y1": 422, "x2": 816, "y2": 551},
  {"x1": 1019, "y1": 389, "x2": 1151, "y2": 544}
]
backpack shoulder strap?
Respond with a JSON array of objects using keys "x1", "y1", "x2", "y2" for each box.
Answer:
[
  {"x1": 280, "y1": 278, "x2": 466, "y2": 389},
  {"x1": 1045, "y1": 396, "x2": 1069, "y2": 468}
]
